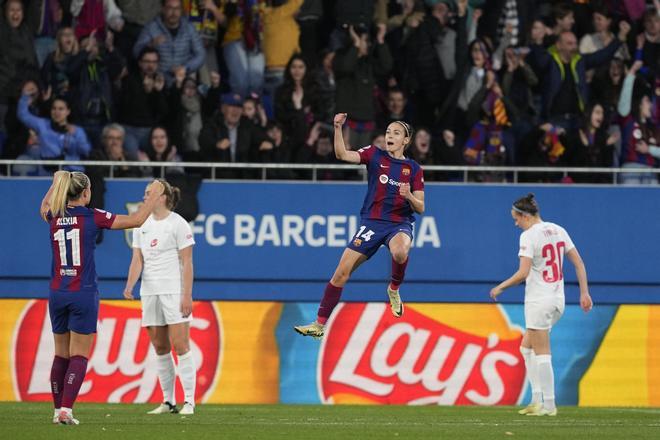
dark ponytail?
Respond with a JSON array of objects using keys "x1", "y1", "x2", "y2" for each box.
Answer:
[{"x1": 513, "y1": 193, "x2": 539, "y2": 216}]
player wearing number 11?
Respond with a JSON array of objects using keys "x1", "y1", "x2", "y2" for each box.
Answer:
[
  {"x1": 294, "y1": 113, "x2": 425, "y2": 339},
  {"x1": 490, "y1": 193, "x2": 593, "y2": 417},
  {"x1": 40, "y1": 171, "x2": 164, "y2": 425}
]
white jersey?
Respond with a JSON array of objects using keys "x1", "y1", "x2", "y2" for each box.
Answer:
[
  {"x1": 518, "y1": 221, "x2": 575, "y2": 302},
  {"x1": 132, "y1": 212, "x2": 195, "y2": 296}
]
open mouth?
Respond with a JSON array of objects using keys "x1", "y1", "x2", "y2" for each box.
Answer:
[{"x1": 386, "y1": 141, "x2": 394, "y2": 147}]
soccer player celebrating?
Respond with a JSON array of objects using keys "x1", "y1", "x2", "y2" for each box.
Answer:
[
  {"x1": 295, "y1": 113, "x2": 425, "y2": 339},
  {"x1": 41, "y1": 171, "x2": 163, "y2": 425},
  {"x1": 123, "y1": 180, "x2": 196, "y2": 415},
  {"x1": 490, "y1": 194, "x2": 593, "y2": 417}
]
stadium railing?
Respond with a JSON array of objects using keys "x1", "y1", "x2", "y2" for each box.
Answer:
[{"x1": 1, "y1": 159, "x2": 658, "y2": 183}]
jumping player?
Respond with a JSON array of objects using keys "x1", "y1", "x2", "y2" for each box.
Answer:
[
  {"x1": 41, "y1": 171, "x2": 164, "y2": 425},
  {"x1": 294, "y1": 113, "x2": 425, "y2": 338},
  {"x1": 123, "y1": 180, "x2": 196, "y2": 415},
  {"x1": 490, "y1": 193, "x2": 593, "y2": 416}
]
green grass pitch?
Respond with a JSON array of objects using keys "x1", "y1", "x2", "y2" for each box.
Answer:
[{"x1": 2, "y1": 403, "x2": 659, "y2": 440}]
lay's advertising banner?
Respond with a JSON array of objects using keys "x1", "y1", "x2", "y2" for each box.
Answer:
[{"x1": 1, "y1": 299, "x2": 658, "y2": 406}]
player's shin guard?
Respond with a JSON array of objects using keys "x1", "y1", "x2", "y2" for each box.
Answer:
[
  {"x1": 178, "y1": 351, "x2": 196, "y2": 405},
  {"x1": 390, "y1": 257, "x2": 409, "y2": 291},
  {"x1": 316, "y1": 282, "x2": 343, "y2": 325},
  {"x1": 536, "y1": 354, "x2": 556, "y2": 411},
  {"x1": 60, "y1": 355, "x2": 88, "y2": 409},
  {"x1": 156, "y1": 352, "x2": 177, "y2": 405},
  {"x1": 50, "y1": 356, "x2": 69, "y2": 409}
]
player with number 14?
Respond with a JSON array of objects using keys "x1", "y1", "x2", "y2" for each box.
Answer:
[{"x1": 295, "y1": 113, "x2": 425, "y2": 339}]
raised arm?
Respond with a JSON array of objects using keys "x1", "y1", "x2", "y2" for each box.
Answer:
[
  {"x1": 565, "y1": 248, "x2": 592, "y2": 312},
  {"x1": 490, "y1": 257, "x2": 533, "y2": 300},
  {"x1": 617, "y1": 61, "x2": 642, "y2": 117},
  {"x1": 111, "y1": 180, "x2": 164, "y2": 229},
  {"x1": 333, "y1": 113, "x2": 361, "y2": 164},
  {"x1": 123, "y1": 248, "x2": 144, "y2": 300}
]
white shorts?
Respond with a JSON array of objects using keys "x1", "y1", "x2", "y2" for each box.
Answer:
[
  {"x1": 141, "y1": 294, "x2": 193, "y2": 327},
  {"x1": 524, "y1": 298, "x2": 565, "y2": 330}
]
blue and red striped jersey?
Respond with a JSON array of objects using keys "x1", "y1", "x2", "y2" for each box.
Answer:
[
  {"x1": 358, "y1": 145, "x2": 424, "y2": 224},
  {"x1": 47, "y1": 206, "x2": 116, "y2": 293}
]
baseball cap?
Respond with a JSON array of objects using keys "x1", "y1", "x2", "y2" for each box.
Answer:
[{"x1": 221, "y1": 93, "x2": 243, "y2": 107}]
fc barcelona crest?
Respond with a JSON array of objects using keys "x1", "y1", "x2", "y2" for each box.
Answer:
[
  {"x1": 402, "y1": 168, "x2": 410, "y2": 176},
  {"x1": 353, "y1": 238, "x2": 363, "y2": 247}
]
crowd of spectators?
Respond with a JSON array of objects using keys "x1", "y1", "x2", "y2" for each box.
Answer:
[{"x1": 0, "y1": 0, "x2": 658, "y2": 183}]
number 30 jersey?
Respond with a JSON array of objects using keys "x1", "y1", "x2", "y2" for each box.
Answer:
[
  {"x1": 518, "y1": 222, "x2": 575, "y2": 302},
  {"x1": 48, "y1": 206, "x2": 116, "y2": 293}
]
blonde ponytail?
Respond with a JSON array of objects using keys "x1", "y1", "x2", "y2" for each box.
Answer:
[
  {"x1": 49, "y1": 171, "x2": 91, "y2": 217},
  {"x1": 49, "y1": 172, "x2": 72, "y2": 218}
]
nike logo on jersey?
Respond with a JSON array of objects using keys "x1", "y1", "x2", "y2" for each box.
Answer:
[{"x1": 380, "y1": 165, "x2": 389, "y2": 168}]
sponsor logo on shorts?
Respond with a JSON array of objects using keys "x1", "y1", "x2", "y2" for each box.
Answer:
[
  {"x1": 353, "y1": 238, "x2": 362, "y2": 247},
  {"x1": 59, "y1": 268, "x2": 78, "y2": 277}
]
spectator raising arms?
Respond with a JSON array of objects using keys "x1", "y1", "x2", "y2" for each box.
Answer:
[
  {"x1": 334, "y1": 22, "x2": 393, "y2": 150},
  {"x1": 117, "y1": 48, "x2": 169, "y2": 154},
  {"x1": 17, "y1": 84, "x2": 91, "y2": 171}
]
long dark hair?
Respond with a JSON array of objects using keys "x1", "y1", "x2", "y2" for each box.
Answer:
[
  {"x1": 281, "y1": 53, "x2": 314, "y2": 93},
  {"x1": 580, "y1": 102, "x2": 607, "y2": 133},
  {"x1": 145, "y1": 126, "x2": 175, "y2": 162}
]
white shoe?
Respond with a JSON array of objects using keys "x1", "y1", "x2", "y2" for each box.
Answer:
[
  {"x1": 179, "y1": 402, "x2": 194, "y2": 415},
  {"x1": 52, "y1": 409, "x2": 60, "y2": 424},
  {"x1": 58, "y1": 410, "x2": 80, "y2": 425},
  {"x1": 517, "y1": 403, "x2": 542, "y2": 415},
  {"x1": 527, "y1": 407, "x2": 557, "y2": 417},
  {"x1": 387, "y1": 286, "x2": 404, "y2": 318},
  {"x1": 147, "y1": 401, "x2": 178, "y2": 414}
]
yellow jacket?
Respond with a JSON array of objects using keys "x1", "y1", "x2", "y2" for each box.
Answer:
[{"x1": 262, "y1": 0, "x2": 303, "y2": 69}]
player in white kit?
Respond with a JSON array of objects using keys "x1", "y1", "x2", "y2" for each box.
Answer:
[
  {"x1": 490, "y1": 193, "x2": 593, "y2": 417},
  {"x1": 123, "y1": 179, "x2": 197, "y2": 415}
]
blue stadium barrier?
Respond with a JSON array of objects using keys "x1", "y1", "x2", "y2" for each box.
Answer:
[{"x1": 1, "y1": 179, "x2": 658, "y2": 303}]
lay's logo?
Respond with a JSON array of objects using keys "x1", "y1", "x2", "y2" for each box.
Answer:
[
  {"x1": 319, "y1": 303, "x2": 525, "y2": 405},
  {"x1": 13, "y1": 300, "x2": 221, "y2": 403}
]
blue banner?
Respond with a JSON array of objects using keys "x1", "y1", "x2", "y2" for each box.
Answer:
[{"x1": 1, "y1": 179, "x2": 658, "y2": 302}]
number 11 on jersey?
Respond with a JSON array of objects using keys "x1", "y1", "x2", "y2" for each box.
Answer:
[{"x1": 53, "y1": 229, "x2": 81, "y2": 266}]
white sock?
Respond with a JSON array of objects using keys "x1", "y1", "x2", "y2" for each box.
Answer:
[
  {"x1": 177, "y1": 351, "x2": 196, "y2": 405},
  {"x1": 536, "y1": 354, "x2": 556, "y2": 411},
  {"x1": 156, "y1": 353, "x2": 177, "y2": 405},
  {"x1": 520, "y1": 347, "x2": 542, "y2": 405}
]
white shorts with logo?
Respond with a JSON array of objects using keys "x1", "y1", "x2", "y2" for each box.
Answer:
[
  {"x1": 524, "y1": 296, "x2": 565, "y2": 330},
  {"x1": 141, "y1": 294, "x2": 193, "y2": 327}
]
